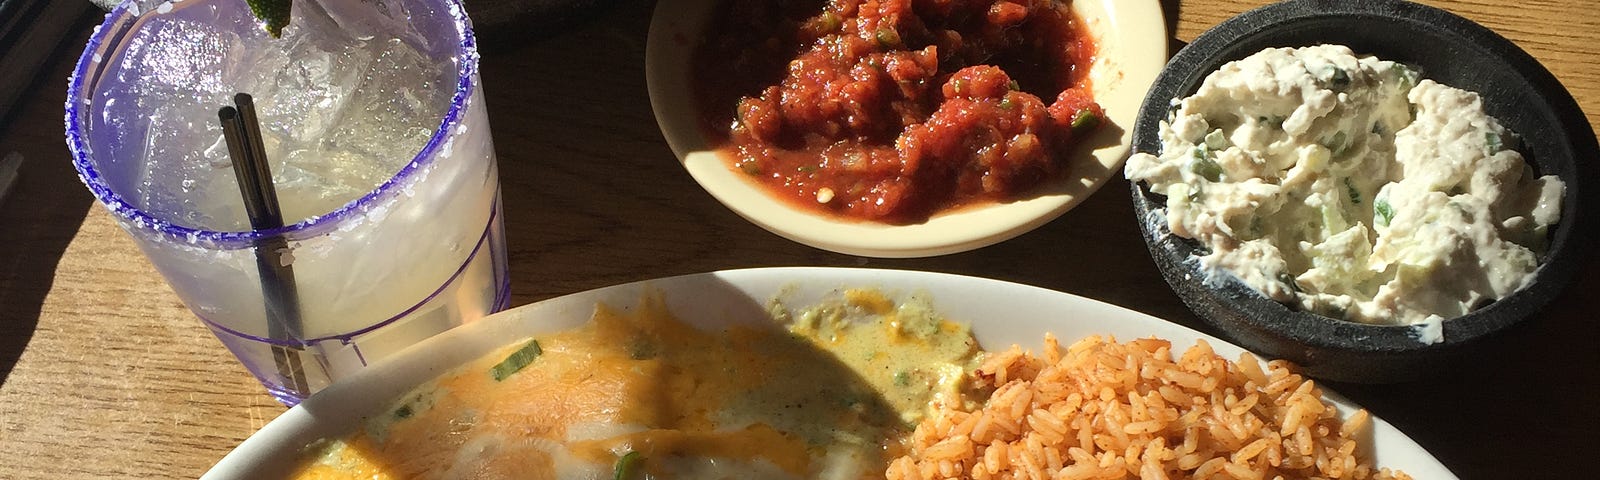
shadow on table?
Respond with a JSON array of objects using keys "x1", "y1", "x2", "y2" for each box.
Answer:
[
  {"x1": 0, "y1": 155, "x2": 95, "y2": 385},
  {"x1": 1161, "y1": 0, "x2": 1184, "y2": 52},
  {"x1": 1324, "y1": 253, "x2": 1600, "y2": 475},
  {"x1": 0, "y1": 18, "x2": 98, "y2": 385}
]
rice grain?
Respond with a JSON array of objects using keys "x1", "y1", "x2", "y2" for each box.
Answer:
[{"x1": 886, "y1": 336, "x2": 1411, "y2": 480}]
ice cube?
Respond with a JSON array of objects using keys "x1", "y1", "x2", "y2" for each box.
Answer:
[
  {"x1": 311, "y1": 0, "x2": 430, "y2": 52},
  {"x1": 246, "y1": 32, "x2": 455, "y2": 225},
  {"x1": 318, "y1": 37, "x2": 453, "y2": 173},
  {"x1": 135, "y1": 101, "x2": 246, "y2": 230},
  {"x1": 242, "y1": 32, "x2": 375, "y2": 147},
  {"x1": 116, "y1": 16, "x2": 240, "y2": 110},
  {"x1": 279, "y1": 147, "x2": 376, "y2": 200}
]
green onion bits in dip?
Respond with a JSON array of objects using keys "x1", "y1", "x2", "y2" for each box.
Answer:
[{"x1": 1126, "y1": 45, "x2": 1564, "y2": 328}]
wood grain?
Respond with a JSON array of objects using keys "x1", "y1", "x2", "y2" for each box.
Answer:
[{"x1": 1, "y1": 0, "x2": 1595, "y2": 478}]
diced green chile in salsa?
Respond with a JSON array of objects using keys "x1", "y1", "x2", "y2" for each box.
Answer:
[{"x1": 693, "y1": 0, "x2": 1102, "y2": 223}]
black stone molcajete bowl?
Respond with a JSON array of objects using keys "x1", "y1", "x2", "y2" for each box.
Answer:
[{"x1": 1129, "y1": 0, "x2": 1597, "y2": 383}]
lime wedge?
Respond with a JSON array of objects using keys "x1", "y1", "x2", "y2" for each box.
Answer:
[{"x1": 246, "y1": 0, "x2": 293, "y2": 37}]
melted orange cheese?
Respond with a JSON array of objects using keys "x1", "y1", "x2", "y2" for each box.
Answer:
[{"x1": 291, "y1": 292, "x2": 954, "y2": 479}]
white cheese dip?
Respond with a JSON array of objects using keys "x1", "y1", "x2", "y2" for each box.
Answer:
[{"x1": 1126, "y1": 45, "x2": 1565, "y2": 326}]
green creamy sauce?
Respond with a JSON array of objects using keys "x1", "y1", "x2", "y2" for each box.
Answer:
[
  {"x1": 774, "y1": 291, "x2": 982, "y2": 424},
  {"x1": 711, "y1": 325, "x2": 905, "y2": 448},
  {"x1": 367, "y1": 385, "x2": 445, "y2": 444}
]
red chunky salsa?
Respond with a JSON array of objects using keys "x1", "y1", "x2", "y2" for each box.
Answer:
[{"x1": 694, "y1": 0, "x2": 1101, "y2": 224}]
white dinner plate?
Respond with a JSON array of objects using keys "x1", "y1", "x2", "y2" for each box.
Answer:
[
  {"x1": 204, "y1": 267, "x2": 1456, "y2": 478},
  {"x1": 645, "y1": 0, "x2": 1169, "y2": 257}
]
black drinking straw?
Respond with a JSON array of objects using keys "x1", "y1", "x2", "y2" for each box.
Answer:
[{"x1": 219, "y1": 93, "x2": 310, "y2": 399}]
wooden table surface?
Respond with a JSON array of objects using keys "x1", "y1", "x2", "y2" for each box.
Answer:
[{"x1": 2, "y1": 0, "x2": 1596, "y2": 478}]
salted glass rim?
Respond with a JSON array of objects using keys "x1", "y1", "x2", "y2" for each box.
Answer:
[{"x1": 64, "y1": 0, "x2": 479, "y2": 250}]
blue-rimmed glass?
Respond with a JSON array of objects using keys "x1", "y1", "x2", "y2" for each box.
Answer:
[{"x1": 65, "y1": 0, "x2": 508, "y2": 405}]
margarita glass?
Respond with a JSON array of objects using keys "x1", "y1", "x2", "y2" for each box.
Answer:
[{"x1": 65, "y1": 0, "x2": 507, "y2": 405}]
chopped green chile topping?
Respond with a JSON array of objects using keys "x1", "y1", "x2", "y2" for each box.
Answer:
[
  {"x1": 613, "y1": 451, "x2": 644, "y2": 480},
  {"x1": 1486, "y1": 132, "x2": 1504, "y2": 153},
  {"x1": 1070, "y1": 109, "x2": 1100, "y2": 131},
  {"x1": 1277, "y1": 271, "x2": 1301, "y2": 293},
  {"x1": 490, "y1": 339, "x2": 543, "y2": 381},
  {"x1": 1190, "y1": 147, "x2": 1223, "y2": 182},
  {"x1": 874, "y1": 27, "x2": 900, "y2": 47},
  {"x1": 1344, "y1": 177, "x2": 1361, "y2": 205},
  {"x1": 1186, "y1": 183, "x2": 1204, "y2": 203},
  {"x1": 1375, "y1": 199, "x2": 1395, "y2": 227},
  {"x1": 1007, "y1": 79, "x2": 1020, "y2": 91},
  {"x1": 1324, "y1": 131, "x2": 1349, "y2": 157},
  {"x1": 816, "y1": 12, "x2": 842, "y2": 33},
  {"x1": 1327, "y1": 66, "x2": 1351, "y2": 91}
]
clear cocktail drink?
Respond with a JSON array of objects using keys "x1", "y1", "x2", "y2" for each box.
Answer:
[{"x1": 66, "y1": 0, "x2": 506, "y2": 404}]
